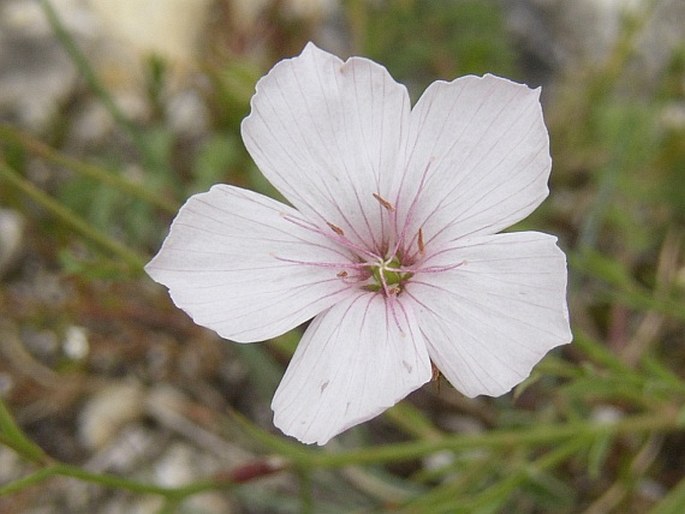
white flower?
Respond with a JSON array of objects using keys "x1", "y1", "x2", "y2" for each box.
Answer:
[{"x1": 146, "y1": 43, "x2": 572, "y2": 445}]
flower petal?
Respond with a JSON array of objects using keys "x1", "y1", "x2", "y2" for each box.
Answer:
[
  {"x1": 406, "y1": 232, "x2": 571, "y2": 397},
  {"x1": 241, "y1": 42, "x2": 411, "y2": 251},
  {"x1": 145, "y1": 185, "x2": 355, "y2": 343},
  {"x1": 399, "y1": 74, "x2": 551, "y2": 248},
  {"x1": 272, "y1": 293, "x2": 431, "y2": 445}
]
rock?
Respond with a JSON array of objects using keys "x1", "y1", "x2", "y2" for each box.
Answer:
[
  {"x1": 88, "y1": 0, "x2": 213, "y2": 67},
  {"x1": 503, "y1": 0, "x2": 685, "y2": 89},
  {"x1": 0, "y1": 0, "x2": 86, "y2": 129},
  {"x1": 0, "y1": 209, "x2": 24, "y2": 279},
  {"x1": 78, "y1": 381, "x2": 145, "y2": 450},
  {"x1": 62, "y1": 325, "x2": 90, "y2": 361},
  {"x1": 0, "y1": 0, "x2": 214, "y2": 132},
  {"x1": 154, "y1": 443, "x2": 233, "y2": 514}
]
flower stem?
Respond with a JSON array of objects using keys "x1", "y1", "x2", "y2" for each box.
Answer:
[
  {"x1": 324, "y1": 412, "x2": 685, "y2": 467},
  {"x1": 0, "y1": 467, "x2": 57, "y2": 496},
  {"x1": 308, "y1": 409, "x2": 683, "y2": 468},
  {"x1": 229, "y1": 402, "x2": 683, "y2": 468},
  {"x1": 0, "y1": 463, "x2": 224, "y2": 499},
  {"x1": 0, "y1": 398, "x2": 50, "y2": 465},
  {"x1": 54, "y1": 464, "x2": 222, "y2": 497},
  {"x1": 297, "y1": 467, "x2": 313, "y2": 514}
]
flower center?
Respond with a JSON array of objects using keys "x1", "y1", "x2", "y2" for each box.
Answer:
[{"x1": 364, "y1": 255, "x2": 413, "y2": 295}]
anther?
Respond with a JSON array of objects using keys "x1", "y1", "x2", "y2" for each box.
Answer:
[
  {"x1": 336, "y1": 270, "x2": 348, "y2": 278},
  {"x1": 373, "y1": 192, "x2": 395, "y2": 212},
  {"x1": 431, "y1": 361, "x2": 442, "y2": 382},
  {"x1": 418, "y1": 228, "x2": 425, "y2": 255},
  {"x1": 431, "y1": 361, "x2": 442, "y2": 392},
  {"x1": 327, "y1": 222, "x2": 345, "y2": 236}
]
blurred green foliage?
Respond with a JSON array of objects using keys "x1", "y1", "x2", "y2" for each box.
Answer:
[{"x1": 360, "y1": 0, "x2": 516, "y2": 94}]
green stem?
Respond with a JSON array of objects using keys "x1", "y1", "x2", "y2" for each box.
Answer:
[
  {"x1": 305, "y1": 409, "x2": 682, "y2": 468},
  {"x1": 231, "y1": 403, "x2": 682, "y2": 469},
  {"x1": 39, "y1": 0, "x2": 141, "y2": 144},
  {"x1": 404, "y1": 453, "x2": 503, "y2": 509},
  {"x1": 55, "y1": 463, "x2": 221, "y2": 497},
  {"x1": 0, "y1": 398, "x2": 50, "y2": 465},
  {"x1": 385, "y1": 402, "x2": 444, "y2": 440},
  {"x1": 0, "y1": 160, "x2": 146, "y2": 272},
  {"x1": 404, "y1": 440, "x2": 584, "y2": 512},
  {"x1": 0, "y1": 124, "x2": 178, "y2": 214},
  {"x1": 642, "y1": 355, "x2": 685, "y2": 396},
  {"x1": 297, "y1": 467, "x2": 313, "y2": 514},
  {"x1": 464, "y1": 439, "x2": 585, "y2": 511},
  {"x1": 0, "y1": 463, "x2": 225, "y2": 499},
  {"x1": 0, "y1": 466, "x2": 58, "y2": 496},
  {"x1": 573, "y1": 330, "x2": 639, "y2": 376}
]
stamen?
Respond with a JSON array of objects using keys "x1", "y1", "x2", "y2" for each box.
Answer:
[
  {"x1": 273, "y1": 255, "x2": 369, "y2": 270},
  {"x1": 378, "y1": 261, "x2": 391, "y2": 296},
  {"x1": 391, "y1": 159, "x2": 432, "y2": 258},
  {"x1": 336, "y1": 270, "x2": 348, "y2": 278},
  {"x1": 282, "y1": 213, "x2": 381, "y2": 261},
  {"x1": 402, "y1": 260, "x2": 466, "y2": 274},
  {"x1": 418, "y1": 228, "x2": 425, "y2": 255},
  {"x1": 327, "y1": 222, "x2": 345, "y2": 236},
  {"x1": 373, "y1": 192, "x2": 395, "y2": 212},
  {"x1": 281, "y1": 213, "x2": 320, "y2": 232}
]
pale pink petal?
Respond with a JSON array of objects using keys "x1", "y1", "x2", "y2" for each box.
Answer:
[
  {"x1": 406, "y1": 232, "x2": 571, "y2": 397},
  {"x1": 145, "y1": 185, "x2": 355, "y2": 343},
  {"x1": 272, "y1": 293, "x2": 431, "y2": 445},
  {"x1": 398, "y1": 74, "x2": 551, "y2": 248},
  {"x1": 241, "y1": 42, "x2": 411, "y2": 251}
]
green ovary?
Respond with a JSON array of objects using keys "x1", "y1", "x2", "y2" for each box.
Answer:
[{"x1": 366, "y1": 256, "x2": 413, "y2": 293}]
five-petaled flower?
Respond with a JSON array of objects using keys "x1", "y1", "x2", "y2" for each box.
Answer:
[{"x1": 146, "y1": 43, "x2": 572, "y2": 445}]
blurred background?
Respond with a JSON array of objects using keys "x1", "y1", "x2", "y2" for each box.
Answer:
[{"x1": 1, "y1": 0, "x2": 684, "y2": 512}]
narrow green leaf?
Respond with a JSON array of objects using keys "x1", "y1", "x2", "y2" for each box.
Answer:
[
  {"x1": 0, "y1": 397, "x2": 49, "y2": 464},
  {"x1": 0, "y1": 160, "x2": 146, "y2": 272}
]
